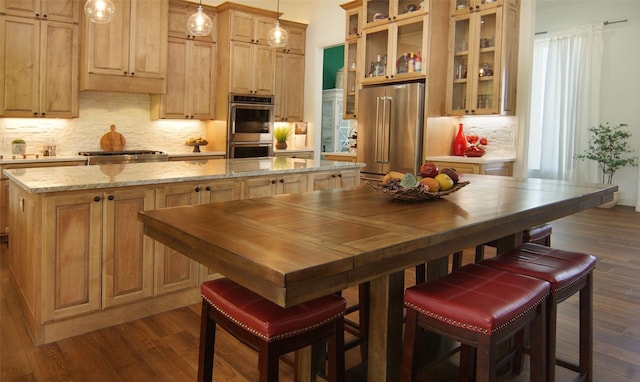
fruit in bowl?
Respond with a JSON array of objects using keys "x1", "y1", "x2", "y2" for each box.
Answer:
[{"x1": 186, "y1": 137, "x2": 208, "y2": 145}]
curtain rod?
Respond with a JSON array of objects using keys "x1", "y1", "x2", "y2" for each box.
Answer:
[{"x1": 535, "y1": 19, "x2": 628, "y2": 35}]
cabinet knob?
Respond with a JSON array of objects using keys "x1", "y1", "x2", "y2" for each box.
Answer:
[
  {"x1": 41, "y1": 112, "x2": 45, "y2": 117},
  {"x1": 279, "y1": 178, "x2": 285, "y2": 183},
  {"x1": 205, "y1": 186, "x2": 211, "y2": 191},
  {"x1": 331, "y1": 174, "x2": 337, "y2": 178},
  {"x1": 35, "y1": 12, "x2": 40, "y2": 17},
  {"x1": 107, "y1": 195, "x2": 115, "y2": 201},
  {"x1": 130, "y1": 72, "x2": 135, "y2": 76},
  {"x1": 271, "y1": 179, "x2": 277, "y2": 184},
  {"x1": 195, "y1": 186, "x2": 201, "y2": 192},
  {"x1": 338, "y1": 173, "x2": 343, "y2": 178},
  {"x1": 94, "y1": 196, "x2": 101, "y2": 202}
]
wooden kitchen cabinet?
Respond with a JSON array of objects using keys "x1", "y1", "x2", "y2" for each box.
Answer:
[
  {"x1": 274, "y1": 151, "x2": 314, "y2": 159},
  {"x1": 450, "y1": 0, "x2": 503, "y2": 17},
  {"x1": 150, "y1": 37, "x2": 216, "y2": 119},
  {"x1": 341, "y1": 0, "x2": 362, "y2": 120},
  {"x1": 154, "y1": 179, "x2": 240, "y2": 292},
  {"x1": 274, "y1": 20, "x2": 306, "y2": 122},
  {"x1": 80, "y1": 0, "x2": 168, "y2": 94},
  {"x1": 428, "y1": 159, "x2": 513, "y2": 176},
  {"x1": 242, "y1": 174, "x2": 307, "y2": 199},
  {"x1": 446, "y1": 0, "x2": 519, "y2": 115},
  {"x1": 228, "y1": 40, "x2": 275, "y2": 95},
  {"x1": 274, "y1": 51, "x2": 305, "y2": 122},
  {"x1": 0, "y1": 0, "x2": 80, "y2": 23},
  {"x1": 226, "y1": 8, "x2": 274, "y2": 45},
  {"x1": 308, "y1": 168, "x2": 361, "y2": 191},
  {"x1": 167, "y1": 0, "x2": 216, "y2": 42},
  {"x1": 362, "y1": 0, "x2": 429, "y2": 27},
  {"x1": 0, "y1": 14, "x2": 79, "y2": 118}
]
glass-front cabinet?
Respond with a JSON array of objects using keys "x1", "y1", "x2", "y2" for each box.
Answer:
[
  {"x1": 450, "y1": 0, "x2": 502, "y2": 16},
  {"x1": 446, "y1": 0, "x2": 519, "y2": 116},
  {"x1": 342, "y1": 1, "x2": 363, "y2": 119},
  {"x1": 361, "y1": 14, "x2": 427, "y2": 85},
  {"x1": 363, "y1": 0, "x2": 428, "y2": 26}
]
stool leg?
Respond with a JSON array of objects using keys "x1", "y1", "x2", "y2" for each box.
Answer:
[
  {"x1": 475, "y1": 245, "x2": 485, "y2": 263},
  {"x1": 459, "y1": 344, "x2": 473, "y2": 382},
  {"x1": 474, "y1": 336, "x2": 496, "y2": 382},
  {"x1": 529, "y1": 302, "x2": 546, "y2": 382},
  {"x1": 415, "y1": 263, "x2": 426, "y2": 284},
  {"x1": 259, "y1": 341, "x2": 280, "y2": 382},
  {"x1": 400, "y1": 309, "x2": 419, "y2": 382},
  {"x1": 358, "y1": 283, "x2": 370, "y2": 362},
  {"x1": 327, "y1": 318, "x2": 346, "y2": 382},
  {"x1": 198, "y1": 301, "x2": 216, "y2": 382},
  {"x1": 580, "y1": 273, "x2": 593, "y2": 382},
  {"x1": 452, "y1": 251, "x2": 463, "y2": 271},
  {"x1": 546, "y1": 294, "x2": 558, "y2": 382}
]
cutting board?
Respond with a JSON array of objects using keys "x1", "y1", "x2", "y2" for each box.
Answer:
[{"x1": 100, "y1": 124, "x2": 126, "y2": 152}]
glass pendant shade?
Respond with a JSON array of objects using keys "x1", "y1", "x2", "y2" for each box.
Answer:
[
  {"x1": 268, "y1": 20, "x2": 289, "y2": 48},
  {"x1": 84, "y1": 0, "x2": 115, "y2": 24},
  {"x1": 187, "y1": 5, "x2": 213, "y2": 36}
]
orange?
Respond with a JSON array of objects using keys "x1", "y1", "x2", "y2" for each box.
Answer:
[{"x1": 420, "y1": 177, "x2": 440, "y2": 192}]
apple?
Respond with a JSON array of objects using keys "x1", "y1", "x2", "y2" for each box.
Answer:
[
  {"x1": 439, "y1": 167, "x2": 459, "y2": 184},
  {"x1": 419, "y1": 161, "x2": 439, "y2": 178}
]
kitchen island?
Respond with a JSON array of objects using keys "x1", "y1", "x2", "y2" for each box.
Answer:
[{"x1": 4, "y1": 157, "x2": 362, "y2": 345}]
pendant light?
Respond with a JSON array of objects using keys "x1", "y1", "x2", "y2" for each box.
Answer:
[
  {"x1": 267, "y1": 0, "x2": 289, "y2": 48},
  {"x1": 187, "y1": 0, "x2": 213, "y2": 37},
  {"x1": 84, "y1": 0, "x2": 115, "y2": 24}
]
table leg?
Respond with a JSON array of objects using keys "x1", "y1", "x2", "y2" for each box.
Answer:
[
  {"x1": 495, "y1": 231, "x2": 523, "y2": 255},
  {"x1": 367, "y1": 270, "x2": 405, "y2": 382}
]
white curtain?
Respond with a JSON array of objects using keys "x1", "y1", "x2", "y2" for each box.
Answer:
[{"x1": 528, "y1": 23, "x2": 604, "y2": 182}]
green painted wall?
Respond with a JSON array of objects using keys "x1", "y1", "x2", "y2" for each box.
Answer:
[{"x1": 323, "y1": 45, "x2": 344, "y2": 90}]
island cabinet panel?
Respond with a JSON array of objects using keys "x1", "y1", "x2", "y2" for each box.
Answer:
[
  {"x1": 154, "y1": 183, "x2": 200, "y2": 294},
  {"x1": 308, "y1": 168, "x2": 361, "y2": 191},
  {"x1": 102, "y1": 187, "x2": 155, "y2": 307},
  {"x1": 42, "y1": 192, "x2": 102, "y2": 321},
  {"x1": 242, "y1": 174, "x2": 308, "y2": 199}
]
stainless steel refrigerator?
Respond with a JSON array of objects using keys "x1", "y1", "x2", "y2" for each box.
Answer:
[{"x1": 356, "y1": 82, "x2": 425, "y2": 178}]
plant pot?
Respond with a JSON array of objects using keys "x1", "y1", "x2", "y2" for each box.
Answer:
[
  {"x1": 12, "y1": 143, "x2": 26, "y2": 155},
  {"x1": 276, "y1": 141, "x2": 287, "y2": 150},
  {"x1": 598, "y1": 190, "x2": 619, "y2": 208}
]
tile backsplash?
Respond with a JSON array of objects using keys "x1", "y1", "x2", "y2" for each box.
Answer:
[{"x1": 0, "y1": 92, "x2": 208, "y2": 156}]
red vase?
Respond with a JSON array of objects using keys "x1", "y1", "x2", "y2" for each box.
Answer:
[{"x1": 453, "y1": 123, "x2": 467, "y2": 156}]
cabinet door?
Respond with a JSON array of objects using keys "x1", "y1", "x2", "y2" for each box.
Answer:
[
  {"x1": 275, "y1": 53, "x2": 304, "y2": 122},
  {"x1": 229, "y1": 40, "x2": 254, "y2": 93},
  {"x1": 84, "y1": 0, "x2": 130, "y2": 77},
  {"x1": 253, "y1": 44, "x2": 275, "y2": 94},
  {"x1": 0, "y1": 179, "x2": 7, "y2": 234},
  {"x1": 336, "y1": 168, "x2": 361, "y2": 188},
  {"x1": 43, "y1": 192, "x2": 102, "y2": 321},
  {"x1": 254, "y1": 15, "x2": 274, "y2": 45},
  {"x1": 309, "y1": 171, "x2": 337, "y2": 191},
  {"x1": 201, "y1": 179, "x2": 241, "y2": 204},
  {"x1": 229, "y1": 10, "x2": 254, "y2": 42},
  {"x1": 128, "y1": 0, "x2": 168, "y2": 80},
  {"x1": 188, "y1": 40, "x2": 216, "y2": 119},
  {"x1": 276, "y1": 174, "x2": 307, "y2": 195},
  {"x1": 0, "y1": 15, "x2": 39, "y2": 117},
  {"x1": 168, "y1": 1, "x2": 215, "y2": 42},
  {"x1": 242, "y1": 176, "x2": 277, "y2": 199},
  {"x1": 343, "y1": 38, "x2": 360, "y2": 119},
  {"x1": 103, "y1": 187, "x2": 155, "y2": 307},
  {"x1": 154, "y1": 183, "x2": 200, "y2": 295},
  {"x1": 40, "y1": 20, "x2": 79, "y2": 118}
]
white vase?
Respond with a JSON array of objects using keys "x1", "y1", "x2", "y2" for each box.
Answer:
[
  {"x1": 598, "y1": 190, "x2": 619, "y2": 208},
  {"x1": 12, "y1": 143, "x2": 26, "y2": 155}
]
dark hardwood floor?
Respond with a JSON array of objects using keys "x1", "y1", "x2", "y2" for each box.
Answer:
[{"x1": 2, "y1": 206, "x2": 639, "y2": 381}]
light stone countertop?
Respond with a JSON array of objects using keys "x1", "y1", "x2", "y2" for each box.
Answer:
[
  {"x1": 322, "y1": 152, "x2": 356, "y2": 157},
  {"x1": 425, "y1": 155, "x2": 516, "y2": 164},
  {"x1": 3, "y1": 157, "x2": 364, "y2": 194}
]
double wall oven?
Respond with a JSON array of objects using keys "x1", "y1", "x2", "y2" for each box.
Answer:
[{"x1": 228, "y1": 94, "x2": 274, "y2": 158}]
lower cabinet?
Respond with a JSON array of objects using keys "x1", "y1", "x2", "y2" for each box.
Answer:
[
  {"x1": 308, "y1": 169, "x2": 360, "y2": 191},
  {"x1": 8, "y1": 167, "x2": 358, "y2": 344},
  {"x1": 429, "y1": 160, "x2": 514, "y2": 176},
  {"x1": 242, "y1": 174, "x2": 308, "y2": 198}
]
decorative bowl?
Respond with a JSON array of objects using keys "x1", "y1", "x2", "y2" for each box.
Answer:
[{"x1": 368, "y1": 180, "x2": 470, "y2": 201}]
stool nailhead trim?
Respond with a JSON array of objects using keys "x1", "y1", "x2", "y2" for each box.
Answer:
[
  {"x1": 202, "y1": 295, "x2": 345, "y2": 343},
  {"x1": 404, "y1": 293, "x2": 548, "y2": 335}
]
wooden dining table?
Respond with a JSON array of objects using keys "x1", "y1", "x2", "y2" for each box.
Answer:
[{"x1": 138, "y1": 174, "x2": 617, "y2": 382}]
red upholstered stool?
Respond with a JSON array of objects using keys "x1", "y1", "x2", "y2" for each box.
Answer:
[
  {"x1": 401, "y1": 264, "x2": 549, "y2": 382},
  {"x1": 481, "y1": 243, "x2": 596, "y2": 382},
  {"x1": 198, "y1": 278, "x2": 346, "y2": 382},
  {"x1": 474, "y1": 224, "x2": 553, "y2": 264}
]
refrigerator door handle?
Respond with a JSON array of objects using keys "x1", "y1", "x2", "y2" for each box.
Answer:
[{"x1": 382, "y1": 96, "x2": 392, "y2": 164}]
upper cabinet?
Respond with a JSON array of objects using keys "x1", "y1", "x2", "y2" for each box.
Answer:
[
  {"x1": 215, "y1": 3, "x2": 279, "y2": 119},
  {"x1": 341, "y1": 0, "x2": 362, "y2": 119},
  {"x1": 274, "y1": 20, "x2": 307, "y2": 122},
  {"x1": 151, "y1": 1, "x2": 217, "y2": 120},
  {"x1": 0, "y1": 1, "x2": 79, "y2": 118},
  {"x1": 360, "y1": 0, "x2": 429, "y2": 86},
  {"x1": 80, "y1": 0, "x2": 169, "y2": 94},
  {"x1": 0, "y1": 0, "x2": 80, "y2": 23},
  {"x1": 450, "y1": 0, "x2": 503, "y2": 16},
  {"x1": 446, "y1": 0, "x2": 519, "y2": 115}
]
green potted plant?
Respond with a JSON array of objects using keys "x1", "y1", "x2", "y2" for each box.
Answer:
[
  {"x1": 11, "y1": 138, "x2": 26, "y2": 155},
  {"x1": 274, "y1": 126, "x2": 291, "y2": 150},
  {"x1": 575, "y1": 122, "x2": 638, "y2": 206}
]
